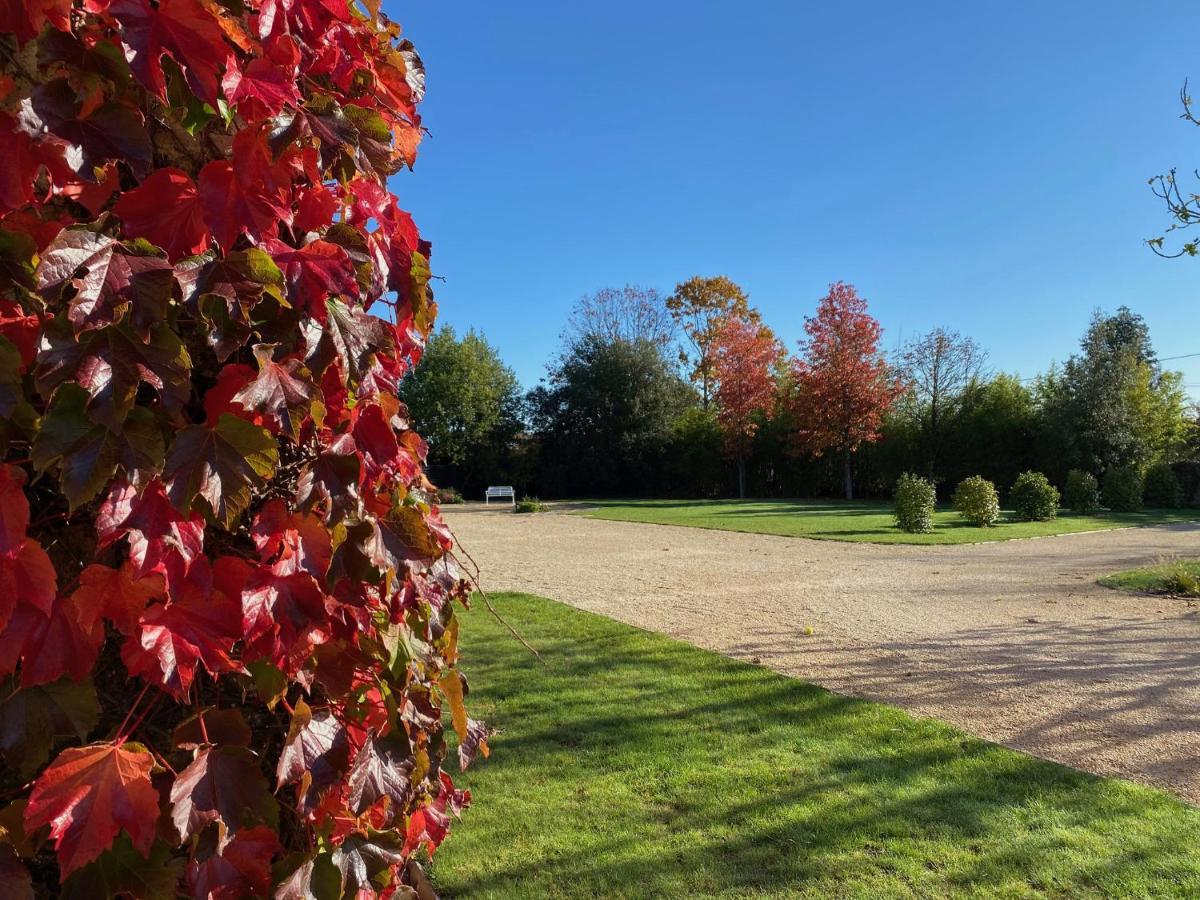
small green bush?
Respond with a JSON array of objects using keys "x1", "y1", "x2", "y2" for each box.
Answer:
[
  {"x1": 1143, "y1": 462, "x2": 1181, "y2": 508},
  {"x1": 1064, "y1": 470, "x2": 1101, "y2": 515},
  {"x1": 1010, "y1": 471, "x2": 1059, "y2": 521},
  {"x1": 1103, "y1": 465, "x2": 1144, "y2": 512},
  {"x1": 894, "y1": 473, "x2": 936, "y2": 533},
  {"x1": 437, "y1": 486, "x2": 464, "y2": 504},
  {"x1": 515, "y1": 497, "x2": 545, "y2": 513},
  {"x1": 952, "y1": 475, "x2": 1000, "y2": 526},
  {"x1": 1161, "y1": 561, "x2": 1200, "y2": 597}
]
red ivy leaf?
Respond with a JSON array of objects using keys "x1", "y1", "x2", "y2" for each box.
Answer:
[
  {"x1": 71, "y1": 562, "x2": 166, "y2": 635},
  {"x1": 108, "y1": 0, "x2": 228, "y2": 105},
  {"x1": 170, "y1": 745, "x2": 277, "y2": 843},
  {"x1": 0, "y1": 538, "x2": 59, "y2": 633},
  {"x1": 18, "y1": 590, "x2": 106, "y2": 687},
  {"x1": 186, "y1": 825, "x2": 280, "y2": 899},
  {"x1": 275, "y1": 699, "x2": 349, "y2": 800},
  {"x1": 220, "y1": 34, "x2": 301, "y2": 120},
  {"x1": 240, "y1": 567, "x2": 328, "y2": 670},
  {"x1": 35, "y1": 229, "x2": 174, "y2": 335},
  {"x1": 0, "y1": 113, "x2": 38, "y2": 213},
  {"x1": 96, "y1": 479, "x2": 205, "y2": 590},
  {"x1": 113, "y1": 168, "x2": 210, "y2": 261},
  {"x1": 198, "y1": 127, "x2": 292, "y2": 250},
  {"x1": 231, "y1": 343, "x2": 315, "y2": 441},
  {"x1": 24, "y1": 741, "x2": 159, "y2": 876},
  {"x1": 164, "y1": 413, "x2": 279, "y2": 528},
  {"x1": 263, "y1": 238, "x2": 356, "y2": 314},
  {"x1": 121, "y1": 556, "x2": 246, "y2": 698},
  {"x1": 250, "y1": 498, "x2": 332, "y2": 581},
  {"x1": 0, "y1": 463, "x2": 28, "y2": 555}
]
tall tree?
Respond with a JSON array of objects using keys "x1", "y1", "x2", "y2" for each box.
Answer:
[
  {"x1": 789, "y1": 282, "x2": 904, "y2": 500},
  {"x1": 528, "y1": 336, "x2": 695, "y2": 495},
  {"x1": 398, "y1": 326, "x2": 522, "y2": 488},
  {"x1": 563, "y1": 285, "x2": 675, "y2": 348},
  {"x1": 710, "y1": 316, "x2": 784, "y2": 498},
  {"x1": 667, "y1": 275, "x2": 755, "y2": 407},
  {"x1": 897, "y1": 328, "x2": 988, "y2": 479},
  {"x1": 1038, "y1": 307, "x2": 1186, "y2": 475}
]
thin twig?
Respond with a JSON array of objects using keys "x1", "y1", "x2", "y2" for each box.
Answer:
[{"x1": 446, "y1": 546, "x2": 544, "y2": 666}]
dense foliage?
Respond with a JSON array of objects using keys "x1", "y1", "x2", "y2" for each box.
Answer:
[
  {"x1": 528, "y1": 335, "x2": 695, "y2": 496},
  {"x1": 398, "y1": 325, "x2": 521, "y2": 495},
  {"x1": 1143, "y1": 461, "x2": 1182, "y2": 508},
  {"x1": 789, "y1": 282, "x2": 904, "y2": 500},
  {"x1": 1010, "y1": 471, "x2": 1060, "y2": 521},
  {"x1": 710, "y1": 315, "x2": 782, "y2": 498},
  {"x1": 1064, "y1": 469, "x2": 1101, "y2": 515},
  {"x1": 0, "y1": 2, "x2": 485, "y2": 896},
  {"x1": 1103, "y1": 465, "x2": 1145, "y2": 513},
  {"x1": 666, "y1": 275, "x2": 754, "y2": 408},
  {"x1": 893, "y1": 473, "x2": 936, "y2": 533},
  {"x1": 952, "y1": 476, "x2": 1000, "y2": 527}
]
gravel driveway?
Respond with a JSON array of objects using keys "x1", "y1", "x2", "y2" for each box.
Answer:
[{"x1": 444, "y1": 504, "x2": 1200, "y2": 802}]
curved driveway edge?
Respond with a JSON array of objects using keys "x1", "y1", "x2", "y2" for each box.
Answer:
[{"x1": 444, "y1": 505, "x2": 1200, "y2": 802}]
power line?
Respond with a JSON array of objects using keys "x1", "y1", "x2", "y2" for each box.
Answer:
[{"x1": 1160, "y1": 351, "x2": 1200, "y2": 361}]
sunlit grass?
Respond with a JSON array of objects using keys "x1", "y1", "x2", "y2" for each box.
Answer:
[
  {"x1": 577, "y1": 498, "x2": 1198, "y2": 545},
  {"x1": 430, "y1": 593, "x2": 1200, "y2": 898}
]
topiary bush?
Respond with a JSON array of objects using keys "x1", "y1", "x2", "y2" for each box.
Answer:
[
  {"x1": 1010, "y1": 471, "x2": 1060, "y2": 521},
  {"x1": 515, "y1": 497, "x2": 545, "y2": 513},
  {"x1": 1143, "y1": 462, "x2": 1182, "y2": 508},
  {"x1": 894, "y1": 473, "x2": 936, "y2": 533},
  {"x1": 1103, "y1": 465, "x2": 1145, "y2": 512},
  {"x1": 0, "y1": 3, "x2": 486, "y2": 895},
  {"x1": 952, "y1": 475, "x2": 1000, "y2": 526},
  {"x1": 1064, "y1": 469, "x2": 1101, "y2": 515}
]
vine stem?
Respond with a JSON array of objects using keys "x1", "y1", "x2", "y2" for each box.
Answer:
[
  {"x1": 113, "y1": 683, "x2": 152, "y2": 745},
  {"x1": 446, "y1": 545, "x2": 544, "y2": 666}
]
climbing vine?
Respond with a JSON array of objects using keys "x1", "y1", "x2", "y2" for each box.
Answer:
[{"x1": 0, "y1": 0, "x2": 485, "y2": 895}]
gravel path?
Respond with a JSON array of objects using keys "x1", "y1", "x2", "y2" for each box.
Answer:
[{"x1": 444, "y1": 504, "x2": 1200, "y2": 802}]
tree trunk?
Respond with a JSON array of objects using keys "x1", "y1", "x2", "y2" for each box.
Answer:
[
  {"x1": 843, "y1": 449, "x2": 854, "y2": 501},
  {"x1": 737, "y1": 455, "x2": 746, "y2": 499}
]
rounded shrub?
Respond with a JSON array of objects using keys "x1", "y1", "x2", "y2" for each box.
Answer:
[
  {"x1": 1103, "y1": 465, "x2": 1144, "y2": 512},
  {"x1": 1143, "y1": 462, "x2": 1182, "y2": 508},
  {"x1": 953, "y1": 475, "x2": 1000, "y2": 526},
  {"x1": 1010, "y1": 471, "x2": 1060, "y2": 521},
  {"x1": 1064, "y1": 469, "x2": 1101, "y2": 515},
  {"x1": 894, "y1": 473, "x2": 937, "y2": 533},
  {"x1": 515, "y1": 496, "x2": 546, "y2": 513}
]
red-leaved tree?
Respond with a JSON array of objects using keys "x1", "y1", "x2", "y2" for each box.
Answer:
[
  {"x1": 0, "y1": 2, "x2": 486, "y2": 896},
  {"x1": 710, "y1": 315, "x2": 783, "y2": 498},
  {"x1": 789, "y1": 282, "x2": 904, "y2": 500}
]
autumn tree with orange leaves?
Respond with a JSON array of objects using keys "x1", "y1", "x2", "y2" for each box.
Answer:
[
  {"x1": 789, "y1": 282, "x2": 904, "y2": 500},
  {"x1": 710, "y1": 315, "x2": 784, "y2": 498}
]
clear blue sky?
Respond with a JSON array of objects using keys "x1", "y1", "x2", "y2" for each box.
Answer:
[{"x1": 389, "y1": 1, "x2": 1200, "y2": 394}]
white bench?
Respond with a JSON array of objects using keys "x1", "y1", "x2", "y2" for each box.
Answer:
[{"x1": 485, "y1": 485, "x2": 515, "y2": 505}]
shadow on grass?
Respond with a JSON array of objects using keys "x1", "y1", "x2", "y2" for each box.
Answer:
[{"x1": 431, "y1": 595, "x2": 1200, "y2": 899}]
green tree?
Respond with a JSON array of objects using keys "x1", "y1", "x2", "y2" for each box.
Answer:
[
  {"x1": 1038, "y1": 307, "x2": 1187, "y2": 475},
  {"x1": 529, "y1": 336, "x2": 695, "y2": 495},
  {"x1": 399, "y1": 326, "x2": 522, "y2": 487}
]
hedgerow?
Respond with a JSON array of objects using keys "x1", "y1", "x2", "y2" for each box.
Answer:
[
  {"x1": 1103, "y1": 465, "x2": 1145, "y2": 512},
  {"x1": 0, "y1": 2, "x2": 485, "y2": 895},
  {"x1": 1143, "y1": 462, "x2": 1181, "y2": 508},
  {"x1": 1010, "y1": 471, "x2": 1059, "y2": 521},
  {"x1": 1064, "y1": 469, "x2": 1101, "y2": 515},
  {"x1": 952, "y1": 475, "x2": 1000, "y2": 526}
]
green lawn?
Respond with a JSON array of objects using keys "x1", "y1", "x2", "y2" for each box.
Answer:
[
  {"x1": 430, "y1": 593, "x2": 1200, "y2": 899},
  {"x1": 577, "y1": 498, "x2": 1198, "y2": 545},
  {"x1": 1098, "y1": 559, "x2": 1200, "y2": 596}
]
